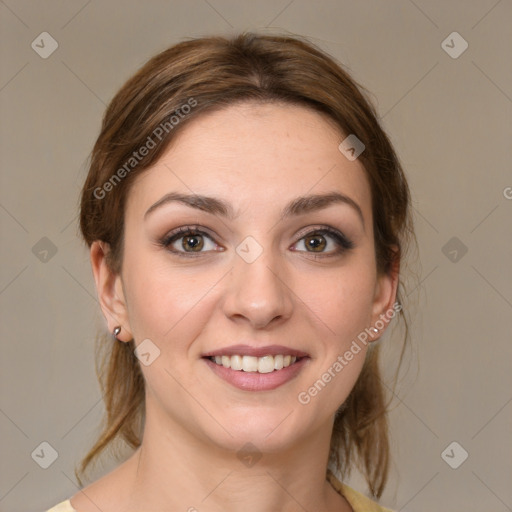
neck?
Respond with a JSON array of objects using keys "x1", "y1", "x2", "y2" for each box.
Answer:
[{"x1": 119, "y1": 402, "x2": 351, "y2": 511}]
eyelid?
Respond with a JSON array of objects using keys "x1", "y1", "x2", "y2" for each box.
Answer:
[
  {"x1": 291, "y1": 225, "x2": 355, "y2": 253},
  {"x1": 160, "y1": 224, "x2": 354, "y2": 257},
  {"x1": 294, "y1": 224, "x2": 349, "y2": 242},
  {"x1": 161, "y1": 225, "x2": 220, "y2": 252}
]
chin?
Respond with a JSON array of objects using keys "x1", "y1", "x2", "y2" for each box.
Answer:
[{"x1": 202, "y1": 408, "x2": 311, "y2": 454}]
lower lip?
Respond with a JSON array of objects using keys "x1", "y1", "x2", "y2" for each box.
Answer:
[{"x1": 203, "y1": 357, "x2": 310, "y2": 391}]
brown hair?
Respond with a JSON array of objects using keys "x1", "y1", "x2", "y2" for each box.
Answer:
[{"x1": 77, "y1": 32, "x2": 417, "y2": 498}]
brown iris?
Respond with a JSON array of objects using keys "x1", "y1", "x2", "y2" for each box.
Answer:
[
  {"x1": 305, "y1": 233, "x2": 326, "y2": 252},
  {"x1": 182, "y1": 233, "x2": 204, "y2": 252}
]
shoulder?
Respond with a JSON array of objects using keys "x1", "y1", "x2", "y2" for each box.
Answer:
[
  {"x1": 55, "y1": 454, "x2": 137, "y2": 512},
  {"x1": 45, "y1": 500, "x2": 76, "y2": 512},
  {"x1": 327, "y1": 469, "x2": 396, "y2": 512}
]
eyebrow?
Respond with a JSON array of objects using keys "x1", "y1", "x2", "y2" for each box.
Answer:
[{"x1": 144, "y1": 191, "x2": 365, "y2": 229}]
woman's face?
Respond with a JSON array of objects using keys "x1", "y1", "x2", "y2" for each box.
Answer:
[{"x1": 100, "y1": 102, "x2": 397, "y2": 453}]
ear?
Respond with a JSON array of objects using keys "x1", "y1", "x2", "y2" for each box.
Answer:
[
  {"x1": 370, "y1": 248, "x2": 400, "y2": 341},
  {"x1": 90, "y1": 241, "x2": 133, "y2": 342}
]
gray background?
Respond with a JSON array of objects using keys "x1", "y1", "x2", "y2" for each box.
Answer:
[{"x1": 1, "y1": 1, "x2": 511, "y2": 511}]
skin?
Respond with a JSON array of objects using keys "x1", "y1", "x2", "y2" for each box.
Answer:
[{"x1": 71, "y1": 102, "x2": 398, "y2": 512}]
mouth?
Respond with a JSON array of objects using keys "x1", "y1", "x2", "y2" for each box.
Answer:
[
  {"x1": 201, "y1": 346, "x2": 310, "y2": 391},
  {"x1": 205, "y1": 354, "x2": 306, "y2": 373}
]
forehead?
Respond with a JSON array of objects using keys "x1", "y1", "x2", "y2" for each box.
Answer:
[{"x1": 128, "y1": 102, "x2": 372, "y2": 222}]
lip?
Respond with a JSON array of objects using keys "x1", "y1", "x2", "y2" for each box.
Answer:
[
  {"x1": 203, "y1": 356, "x2": 310, "y2": 391},
  {"x1": 202, "y1": 344, "x2": 310, "y2": 358}
]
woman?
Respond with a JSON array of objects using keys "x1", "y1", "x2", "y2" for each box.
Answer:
[{"x1": 46, "y1": 32, "x2": 415, "y2": 512}]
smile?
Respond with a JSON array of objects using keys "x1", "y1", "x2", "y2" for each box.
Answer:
[
  {"x1": 203, "y1": 355, "x2": 309, "y2": 391},
  {"x1": 209, "y1": 354, "x2": 299, "y2": 373}
]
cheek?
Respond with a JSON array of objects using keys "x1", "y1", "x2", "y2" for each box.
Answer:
[
  {"x1": 123, "y1": 253, "x2": 220, "y2": 346},
  {"x1": 296, "y1": 263, "x2": 376, "y2": 346}
]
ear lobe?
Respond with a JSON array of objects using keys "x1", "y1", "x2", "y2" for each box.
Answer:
[
  {"x1": 370, "y1": 251, "x2": 400, "y2": 339},
  {"x1": 90, "y1": 241, "x2": 132, "y2": 342}
]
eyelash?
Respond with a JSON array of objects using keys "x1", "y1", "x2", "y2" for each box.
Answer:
[{"x1": 159, "y1": 225, "x2": 355, "y2": 259}]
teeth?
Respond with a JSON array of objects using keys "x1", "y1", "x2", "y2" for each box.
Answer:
[
  {"x1": 209, "y1": 354, "x2": 299, "y2": 372},
  {"x1": 242, "y1": 355, "x2": 259, "y2": 372},
  {"x1": 231, "y1": 354, "x2": 243, "y2": 370},
  {"x1": 258, "y1": 355, "x2": 274, "y2": 373}
]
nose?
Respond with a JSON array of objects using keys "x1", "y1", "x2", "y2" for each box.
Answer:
[{"x1": 222, "y1": 245, "x2": 294, "y2": 330}]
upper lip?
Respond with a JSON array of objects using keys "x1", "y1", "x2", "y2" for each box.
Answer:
[{"x1": 202, "y1": 344, "x2": 310, "y2": 358}]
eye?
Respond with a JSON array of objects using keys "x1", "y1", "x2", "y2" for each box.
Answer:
[
  {"x1": 292, "y1": 227, "x2": 354, "y2": 257},
  {"x1": 159, "y1": 225, "x2": 354, "y2": 259},
  {"x1": 161, "y1": 226, "x2": 221, "y2": 256}
]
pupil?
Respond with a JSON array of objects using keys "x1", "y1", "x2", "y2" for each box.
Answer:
[
  {"x1": 307, "y1": 235, "x2": 325, "y2": 252},
  {"x1": 184, "y1": 234, "x2": 203, "y2": 251}
]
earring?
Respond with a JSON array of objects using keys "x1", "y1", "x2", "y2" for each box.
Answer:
[
  {"x1": 113, "y1": 326, "x2": 121, "y2": 339},
  {"x1": 371, "y1": 327, "x2": 379, "y2": 339}
]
